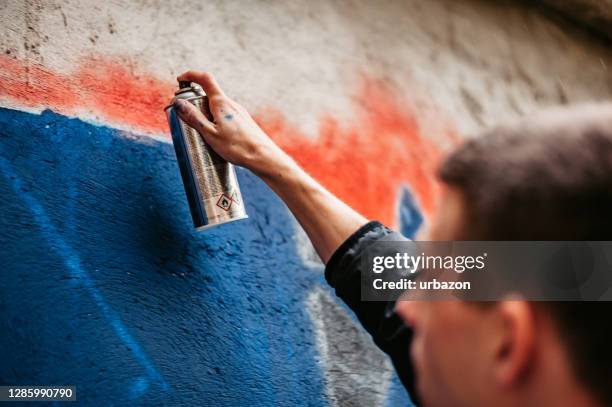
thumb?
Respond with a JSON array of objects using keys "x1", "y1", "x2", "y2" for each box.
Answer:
[{"x1": 174, "y1": 99, "x2": 219, "y2": 138}]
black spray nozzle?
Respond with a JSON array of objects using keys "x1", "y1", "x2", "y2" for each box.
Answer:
[{"x1": 178, "y1": 80, "x2": 191, "y2": 89}]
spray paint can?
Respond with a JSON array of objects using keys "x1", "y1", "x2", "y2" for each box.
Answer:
[{"x1": 165, "y1": 81, "x2": 248, "y2": 230}]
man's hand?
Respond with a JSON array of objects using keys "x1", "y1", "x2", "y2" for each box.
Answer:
[
  {"x1": 173, "y1": 70, "x2": 368, "y2": 263},
  {"x1": 174, "y1": 71, "x2": 284, "y2": 176}
]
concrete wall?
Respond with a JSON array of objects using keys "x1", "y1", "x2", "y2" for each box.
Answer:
[{"x1": 1, "y1": 0, "x2": 611, "y2": 405}]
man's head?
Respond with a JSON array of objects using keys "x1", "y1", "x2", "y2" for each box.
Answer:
[{"x1": 396, "y1": 104, "x2": 612, "y2": 407}]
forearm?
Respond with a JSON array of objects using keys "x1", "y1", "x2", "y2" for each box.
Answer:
[{"x1": 252, "y1": 145, "x2": 368, "y2": 264}]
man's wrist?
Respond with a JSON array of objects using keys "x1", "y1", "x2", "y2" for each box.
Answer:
[{"x1": 251, "y1": 144, "x2": 297, "y2": 182}]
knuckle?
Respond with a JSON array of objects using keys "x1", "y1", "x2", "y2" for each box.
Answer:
[
  {"x1": 209, "y1": 94, "x2": 225, "y2": 104},
  {"x1": 185, "y1": 111, "x2": 200, "y2": 125},
  {"x1": 196, "y1": 122, "x2": 207, "y2": 133}
]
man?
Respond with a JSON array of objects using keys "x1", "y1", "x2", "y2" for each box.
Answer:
[{"x1": 173, "y1": 71, "x2": 612, "y2": 406}]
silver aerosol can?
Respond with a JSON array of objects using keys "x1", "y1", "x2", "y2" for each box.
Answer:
[{"x1": 165, "y1": 81, "x2": 247, "y2": 230}]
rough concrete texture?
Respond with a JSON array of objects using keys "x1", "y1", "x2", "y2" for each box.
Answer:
[{"x1": 0, "y1": 0, "x2": 611, "y2": 406}]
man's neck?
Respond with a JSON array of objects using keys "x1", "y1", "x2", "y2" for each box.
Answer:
[{"x1": 520, "y1": 328, "x2": 602, "y2": 407}]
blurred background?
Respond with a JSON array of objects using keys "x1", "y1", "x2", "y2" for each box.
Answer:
[{"x1": 0, "y1": 0, "x2": 611, "y2": 405}]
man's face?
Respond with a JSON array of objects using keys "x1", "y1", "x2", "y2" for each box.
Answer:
[{"x1": 395, "y1": 186, "x2": 498, "y2": 407}]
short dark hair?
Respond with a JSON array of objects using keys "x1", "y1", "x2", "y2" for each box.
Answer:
[
  {"x1": 439, "y1": 104, "x2": 612, "y2": 241},
  {"x1": 438, "y1": 104, "x2": 612, "y2": 406}
]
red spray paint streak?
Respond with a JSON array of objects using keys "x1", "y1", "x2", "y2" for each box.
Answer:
[
  {"x1": 257, "y1": 78, "x2": 446, "y2": 226},
  {"x1": 0, "y1": 55, "x2": 452, "y2": 227},
  {"x1": 0, "y1": 55, "x2": 174, "y2": 133}
]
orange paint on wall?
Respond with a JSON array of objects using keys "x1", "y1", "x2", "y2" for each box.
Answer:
[
  {"x1": 0, "y1": 55, "x2": 451, "y2": 227},
  {"x1": 257, "y1": 78, "x2": 445, "y2": 226},
  {"x1": 0, "y1": 55, "x2": 174, "y2": 133}
]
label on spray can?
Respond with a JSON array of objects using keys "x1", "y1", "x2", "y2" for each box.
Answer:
[{"x1": 165, "y1": 81, "x2": 248, "y2": 230}]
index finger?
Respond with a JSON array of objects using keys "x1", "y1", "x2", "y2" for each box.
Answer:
[{"x1": 177, "y1": 71, "x2": 225, "y2": 98}]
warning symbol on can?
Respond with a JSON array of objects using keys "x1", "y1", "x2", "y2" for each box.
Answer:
[{"x1": 216, "y1": 194, "x2": 233, "y2": 211}]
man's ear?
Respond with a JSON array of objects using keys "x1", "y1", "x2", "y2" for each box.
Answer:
[{"x1": 493, "y1": 301, "x2": 536, "y2": 387}]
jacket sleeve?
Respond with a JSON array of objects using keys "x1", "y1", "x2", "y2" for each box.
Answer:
[{"x1": 324, "y1": 221, "x2": 420, "y2": 405}]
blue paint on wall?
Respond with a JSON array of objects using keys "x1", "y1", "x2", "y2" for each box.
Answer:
[
  {"x1": 0, "y1": 108, "x2": 327, "y2": 405},
  {"x1": 0, "y1": 107, "x2": 419, "y2": 406},
  {"x1": 0, "y1": 150, "x2": 170, "y2": 392},
  {"x1": 398, "y1": 186, "x2": 424, "y2": 240}
]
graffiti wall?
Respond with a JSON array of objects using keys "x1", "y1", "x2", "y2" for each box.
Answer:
[{"x1": 1, "y1": 1, "x2": 611, "y2": 405}]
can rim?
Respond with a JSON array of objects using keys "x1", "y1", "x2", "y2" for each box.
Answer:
[{"x1": 164, "y1": 95, "x2": 206, "y2": 111}]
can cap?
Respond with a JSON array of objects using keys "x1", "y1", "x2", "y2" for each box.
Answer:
[{"x1": 178, "y1": 80, "x2": 191, "y2": 89}]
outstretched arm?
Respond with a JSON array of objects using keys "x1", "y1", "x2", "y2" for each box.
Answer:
[{"x1": 173, "y1": 71, "x2": 368, "y2": 263}]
